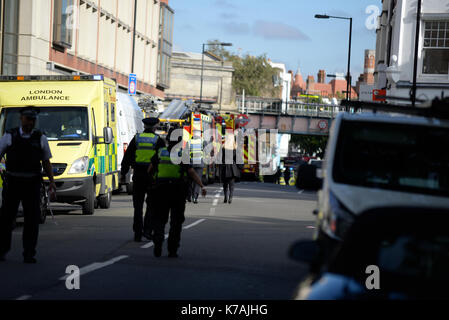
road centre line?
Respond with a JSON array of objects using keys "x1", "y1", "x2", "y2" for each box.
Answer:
[
  {"x1": 59, "y1": 255, "x2": 129, "y2": 281},
  {"x1": 140, "y1": 234, "x2": 168, "y2": 249},
  {"x1": 209, "y1": 207, "x2": 216, "y2": 216},
  {"x1": 16, "y1": 295, "x2": 32, "y2": 300},
  {"x1": 141, "y1": 219, "x2": 207, "y2": 249},
  {"x1": 183, "y1": 218, "x2": 206, "y2": 230}
]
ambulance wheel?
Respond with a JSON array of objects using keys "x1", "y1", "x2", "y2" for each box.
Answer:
[
  {"x1": 82, "y1": 184, "x2": 96, "y2": 215},
  {"x1": 126, "y1": 183, "x2": 133, "y2": 195},
  {"x1": 99, "y1": 191, "x2": 112, "y2": 209}
]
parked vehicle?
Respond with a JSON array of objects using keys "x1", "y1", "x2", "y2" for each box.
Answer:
[
  {"x1": 313, "y1": 106, "x2": 449, "y2": 265},
  {"x1": 290, "y1": 207, "x2": 449, "y2": 300},
  {"x1": 116, "y1": 92, "x2": 144, "y2": 194},
  {"x1": 0, "y1": 75, "x2": 119, "y2": 215},
  {"x1": 296, "y1": 159, "x2": 322, "y2": 190}
]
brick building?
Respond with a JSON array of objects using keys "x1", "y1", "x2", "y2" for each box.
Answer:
[{"x1": 0, "y1": 0, "x2": 174, "y2": 98}]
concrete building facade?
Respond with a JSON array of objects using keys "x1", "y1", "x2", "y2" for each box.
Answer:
[
  {"x1": 268, "y1": 60, "x2": 291, "y2": 113},
  {"x1": 375, "y1": 0, "x2": 449, "y2": 104},
  {"x1": 0, "y1": 0, "x2": 173, "y2": 98},
  {"x1": 165, "y1": 51, "x2": 235, "y2": 112}
]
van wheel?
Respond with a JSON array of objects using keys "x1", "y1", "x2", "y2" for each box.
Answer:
[
  {"x1": 82, "y1": 183, "x2": 96, "y2": 215},
  {"x1": 126, "y1": 182, "x2": 133, "y2": 195},
  {"x1": 112, "y1": 185, "x2": 122, "y2": 195},
  {"x1": 99, "y1": 191, "x2": 112, "y2": 209}
]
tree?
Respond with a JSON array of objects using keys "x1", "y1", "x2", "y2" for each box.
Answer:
[
  {"x1": 290, "y1": 135, "x2": 328, "y2": 158},
  {"x1": 206, "y1": 40, "x2": 279, "y2": 98}
]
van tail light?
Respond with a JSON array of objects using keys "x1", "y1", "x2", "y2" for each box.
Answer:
[{"x1": 124, "y1": 143, "x2": 128, "y2": 153}]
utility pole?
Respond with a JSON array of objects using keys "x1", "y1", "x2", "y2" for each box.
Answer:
[{"x1": 411, "y1": 0, "x2": 422, "y2": 107}]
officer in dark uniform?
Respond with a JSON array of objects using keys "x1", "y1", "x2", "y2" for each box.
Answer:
[
  {"x1": 121, "y1": 117, "x2": 165, "y2": 242},
  {"x1": 148, "y1": 128, "x2": 207, "y2": 258},
  {"x1": 0, "y1": 107, "x2": 56, "y2": 264}
]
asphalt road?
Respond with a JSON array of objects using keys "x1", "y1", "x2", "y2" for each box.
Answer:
[{"x1": 0, "y1": 181, "x2": 317, "y2": 300}]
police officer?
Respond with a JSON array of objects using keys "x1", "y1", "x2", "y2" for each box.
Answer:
[
  {"x1": 121, "y1": 117, "x2": 165, "y2": 242},
  {"x1": 148, "y1": 128, "x2": 206, "y2": 258},
  {"x1": 0, "y1": 107, "x2": 56, "y2": 264}
]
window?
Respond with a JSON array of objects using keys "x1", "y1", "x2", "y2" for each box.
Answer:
[
  {"x1": 422, "y1": 20, "x2": 449, "y2": 74},
  {"x1": 333, "y1": 120, "x2": 449, "y2": 197},
  {"x1": 1, "y1": 107, "x2": 89, "y2": 141},
  {"x1": 157, "y1": 3, "x2": 174, "y2": 88},
  {"x1": 2, "y1": 0, "x2": 19, "y2": 75},
  {"x1": 53, "y1": 0, "x2": 74, "y2": 49}
]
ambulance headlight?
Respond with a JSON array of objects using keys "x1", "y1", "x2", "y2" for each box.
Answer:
[{"x1": 68, "y1": 157, "x2": 89, "y2": 174}]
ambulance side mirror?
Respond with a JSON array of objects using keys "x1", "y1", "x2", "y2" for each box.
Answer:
[{"x1": 104, "y1": 127, "x2": 114, "y2": 145}]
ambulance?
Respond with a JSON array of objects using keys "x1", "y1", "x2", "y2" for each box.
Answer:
[{"x1": 0, "y1": 75, "x2": 119, "y2": 216}]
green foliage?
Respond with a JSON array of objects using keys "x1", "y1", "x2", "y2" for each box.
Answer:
[
  {"x1": 291, "y1": 135, "x2": 328, "y2": 158},
  {"x1": 206, "y1": 40, "x2": 279, "y2": 98}
]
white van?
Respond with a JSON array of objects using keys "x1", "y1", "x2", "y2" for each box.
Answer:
[
  {"x1": 314, "y1": 110, "x2": 449, "y2": 256},
  {"x1": 116, "y1": 92, "x2": 144, "y2": 194}
]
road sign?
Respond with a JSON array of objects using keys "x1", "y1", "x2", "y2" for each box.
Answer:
[
  {"x1": 235, "y1": 114, "x2": 249, "y2": 127},
  {"x1": 373, "y1": 89, "x2": 386, "y2": 102},
  {"x1": 318, "y1": 120, "x2": 328, "y2": 130},
  {"x1": 128, "y1": 73, "x2": 137, "y2": 95}
]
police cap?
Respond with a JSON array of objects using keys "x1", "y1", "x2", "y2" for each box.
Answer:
[
  {"x1": 20, "y1": 106, "x2": 40, "y2": 119},
  {"x1": 142, "y1": 117, "x2": 159, "y2": 127}
]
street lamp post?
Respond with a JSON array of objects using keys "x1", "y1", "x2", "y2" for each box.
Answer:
[
  {"x1": 199, "y1": 42, "x2": 232, "y2": 105},
  {"x1": 315, "y1": 14, "x2": 353, "y2": 103}
]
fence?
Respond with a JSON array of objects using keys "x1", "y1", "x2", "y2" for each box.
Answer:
[{"x1": 236, "y1": 96, "x2": 341, "y2": 118}]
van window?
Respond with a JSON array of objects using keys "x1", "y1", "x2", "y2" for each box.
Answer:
[
  {"x1": 333, "y1": 120, "x2": 449, "y2": 197},
  {"x1": 1, "y1": 107, "x2": 89, "y2": 141}
]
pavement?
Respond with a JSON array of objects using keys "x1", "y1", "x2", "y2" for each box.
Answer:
[{"x1": 0, "y1": 181, "x2": 317, "y2": 300}]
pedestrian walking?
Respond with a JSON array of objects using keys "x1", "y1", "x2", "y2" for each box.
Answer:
[
  {"x1": 220, "y1": 142, "x2": 242, "y2": 204},
  {"x1": 148, "y1": 129, "x2": 206, "y2": 258},
  {"x1": 121, "y1": 117, "x2": 165, "y2": 242},
  {"x1": 0, "y1": 107, "x2": 56, "y2": 264}
]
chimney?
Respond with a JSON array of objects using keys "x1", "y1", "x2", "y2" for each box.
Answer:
[{"x1": 317, "y1": 70, "x2": 326, "y2": 83}]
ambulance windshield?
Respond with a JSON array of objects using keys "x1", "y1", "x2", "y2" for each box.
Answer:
[{"x1": 0, "y1": 107, "x2": 89, "y2": 141}]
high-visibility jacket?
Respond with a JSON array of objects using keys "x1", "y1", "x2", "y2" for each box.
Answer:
[
  {"x1": 156, "y1": 147, "x2": 184, "y2": 180},
  {"x1": 135, "y1": 133, "x2": 159, "y2": 166}
]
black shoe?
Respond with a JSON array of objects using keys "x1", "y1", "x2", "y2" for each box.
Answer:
[
  {"x1": 134, "y1": 234, "x2": 142, "y2": 242},
  {"x1": 228, "y1": 197, "x2": 233, "y2": 204},
  {"x1": 168, "y1": 252, "x2": 178, "y2": 258},
  {"x1": 143, "y1": 231, "x2": 153, "y2": 241},
  {"x1": 224, "y1": 197, "x2": 228, "y2": 203},
  {"x1": 187, "y1": 197, "x2": 192, "y2": 203},
  {"x1": 154, "y1": 245, "x2": 162, "y2": 258},
  {"x1": 193, "y1": 198, "x2": 198, "y2": 204},
  {"x1": 24, "y1": 257, "x2": 37, "y2": 264}
]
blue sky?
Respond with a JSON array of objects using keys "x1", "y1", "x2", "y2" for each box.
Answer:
[{"x1": 170, "y1": 0, "x2": 379, "y2": 84}]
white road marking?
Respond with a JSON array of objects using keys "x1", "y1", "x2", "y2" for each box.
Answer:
[
  {"x1": 141, "y1": 219, "x2": 207, "y2": 248},
  {"x1": 214, "y1": 193, "x2": 220, "y2": 198},
  {"x1": 298, "y1": 190, "x2": 304, "y2": 194},
  {"x1": 59, "y1": 255, "x2": 129, "y2": 281},
  {"x1": 16, "y1": 295, "x2": 32, "y2": 300},
  {"x1": 183, "y1": 218, "x2": 206, "y2": 230},
  {"x1": 209, "y1": 208, "x2": 216, "y2": 216},
  {"x1": 235, "y1": 188, "x2": 296, "y2": 194},
  {"x1": 212, "y1": 199, "x2": 218, "y2": 206},
  {"x1": 306, "y1": 226, "x2": 316, "y2": 229},
  {"x1": 140, "y1": 234, "x2": 169, "y2": 249}
]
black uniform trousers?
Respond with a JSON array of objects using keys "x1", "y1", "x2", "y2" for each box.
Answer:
[
  {"x1": 132, "y1": 174, "x2": 153, "y2": 236},
  {"x1": 151, "y1": 182, "x2": 186, "y2": 253},
  {"x1": 0, "y1": 176, "x2": 41, "y2": 258}
]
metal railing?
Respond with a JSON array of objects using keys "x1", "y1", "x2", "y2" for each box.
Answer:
[{"x1": 236, "y1": 96, "x2": 341, "y2": 118}]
